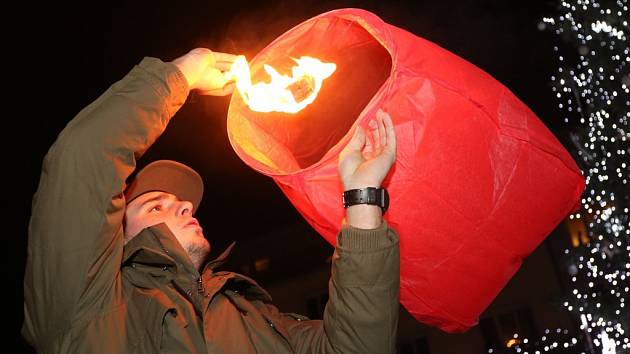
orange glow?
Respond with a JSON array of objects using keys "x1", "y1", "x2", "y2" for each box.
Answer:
[
  {"x1": 506, "y1": 339, "x2": 521, "y2": 348},
  {"x1": 228, "y1": 55, "x2": 336, "y2": 114},
  {"x1": 565, "y1": 218, "x2": 589, "y2": 247}
]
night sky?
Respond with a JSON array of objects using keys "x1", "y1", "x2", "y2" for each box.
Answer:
[{"x1": 14, "y1": 0, "x2": 570, "y2": 351}]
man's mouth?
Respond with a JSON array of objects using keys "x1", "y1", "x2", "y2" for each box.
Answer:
[{"x1": 185, "y1": 219, "x2": 200, "y2": 228}]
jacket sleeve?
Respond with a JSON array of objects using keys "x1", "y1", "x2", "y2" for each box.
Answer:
[
  {"x1": 22, "y1": 58, "x2": 189, "y2": 348},
  {"x1": 273, "y1": 221, "x2": 400, "y2": 354}
]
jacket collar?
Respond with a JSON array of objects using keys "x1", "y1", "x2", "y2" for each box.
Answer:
[
  {"x1": 122, "y1": 223, "x2": 236, "y2": 276},
  {"x1": 202, "y1": 241, "x2": 236, "y2": 274},
  {"x1": 122, "y1": 224, "x2": 272, "y2": 303}
]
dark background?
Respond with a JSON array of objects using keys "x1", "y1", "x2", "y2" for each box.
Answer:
[{"x1": 14, "y1": 0, "x2": 571, "y2": 352}]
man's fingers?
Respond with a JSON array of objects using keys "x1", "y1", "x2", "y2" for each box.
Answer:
[
  {"x1": 347, "y1": 125, "x2": 366, "y2": 151},
  {"x1": 218, "y1": 82, "x2": 235, "y2": 96},
  {"x1": 213, "y1": 52, "x2": 240, "y2": 64},
  {"x1": 369, "y1": 119, "x2": 381, "y2": 153},
  {"x1": 376, "y1": 111, "x2": 387, "y2": 148},
  {"x1": 216, "y1": 61, "x2": 235, "y2": 72},
  {"x1": 201, "y1": 69, "x2": 234, "y2": 87},
  {"x1": 188, "y1": 48, "x2": 215, "y2": 67},
  {"x1": 199, "y1": 82, "x2": 235, "y2": 96},
  {"x1": 364, "y1": 126, "x2": 374, "y2": 156},
  {"x1": 339, "y1": 125, "x2": 366, "y2": 179},
  {"x1": 382, "y1": 110, "x2": 397, "y2": 153}
]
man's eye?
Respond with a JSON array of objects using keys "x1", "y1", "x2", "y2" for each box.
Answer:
[{"x1": 149, "y1": 205, "x2": 162, "y2": 212}]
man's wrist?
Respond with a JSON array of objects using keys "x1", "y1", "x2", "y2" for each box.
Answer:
[
  {"x1": 345, "y1": 204, "x2": 382, "y2": 229},
  {"x1": 172, "y1": 62, "x2": 194, "y2": 89}
]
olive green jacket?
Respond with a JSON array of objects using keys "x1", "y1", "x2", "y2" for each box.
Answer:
[{"x1": 23, "y1": 57, "x2": 400, "y2": 353}]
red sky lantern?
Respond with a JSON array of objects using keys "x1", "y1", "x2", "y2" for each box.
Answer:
[{"x1": 227, "y1": 8, "x2": 585, "y2": 332}]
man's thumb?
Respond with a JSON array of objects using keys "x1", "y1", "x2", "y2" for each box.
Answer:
[{"x1": 347, "y1": 125, "x2": 366, "y2": 152}]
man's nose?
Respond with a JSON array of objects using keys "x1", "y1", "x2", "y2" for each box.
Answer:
[{"x1": 177, "y1": 200, "x2": 194, "y2": 216}]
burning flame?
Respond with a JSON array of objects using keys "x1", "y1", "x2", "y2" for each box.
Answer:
[{"x1": 227, "y1": 55, "x2": 336, "y2": 114}]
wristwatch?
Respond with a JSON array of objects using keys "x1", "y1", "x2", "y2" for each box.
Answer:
[{"x1": 342, "y1": 187, "x2": 389, "y2": 213}]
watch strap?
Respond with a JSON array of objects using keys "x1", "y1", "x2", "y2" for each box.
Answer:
[{"x1": 342, "y1": 187, "x2": 389, "y2": 213}]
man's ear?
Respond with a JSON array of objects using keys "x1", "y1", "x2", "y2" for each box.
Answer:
[
  {"x1": 122, "y1": 201, "x2": 131, "y2": 245},
  {"x1": 122, "y1": 215, "x2": 130, "y2": 245}
]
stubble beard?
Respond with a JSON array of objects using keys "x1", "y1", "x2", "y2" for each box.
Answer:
[{"x1": 186, "y1": 237, "x2": 211, "y2": 270}]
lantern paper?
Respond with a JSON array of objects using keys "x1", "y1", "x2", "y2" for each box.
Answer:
[{"x1": 226, "y1": 8, "x2": 585, "y2": 332}]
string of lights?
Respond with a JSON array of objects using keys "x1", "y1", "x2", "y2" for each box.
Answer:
[{"x1": 490, "y1": 0, "x2": 629, "y2": 353}]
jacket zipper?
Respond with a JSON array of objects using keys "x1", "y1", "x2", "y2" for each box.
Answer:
[{"x1": 197, "y1": 277, "x2": 204, "y2": 294}]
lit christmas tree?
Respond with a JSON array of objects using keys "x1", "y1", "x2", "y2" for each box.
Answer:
[{"x1": 491, "y1": 0, "x2": 629, "y2": 353}]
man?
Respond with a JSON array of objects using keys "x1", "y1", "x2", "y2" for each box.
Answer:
[{"x1": 23, "y1": 47, "x2": 400, "y2": 353}]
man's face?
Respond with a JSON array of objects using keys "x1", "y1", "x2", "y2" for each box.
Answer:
[{"x1": 124, "y1": 191, "x2": 210, "y2": 262}]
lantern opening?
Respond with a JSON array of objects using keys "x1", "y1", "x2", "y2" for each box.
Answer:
[{"x1": 228, "y1": 17, "x2": 392, "y2": 173}]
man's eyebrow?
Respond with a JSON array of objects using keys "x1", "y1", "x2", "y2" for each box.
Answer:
[{"x1": 139, "y1": 193, "x2": 172, "y2": 208}]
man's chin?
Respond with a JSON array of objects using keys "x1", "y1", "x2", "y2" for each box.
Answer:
[{"x1": 187, "y1": 239, "x2": 211, "y2": 263}]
